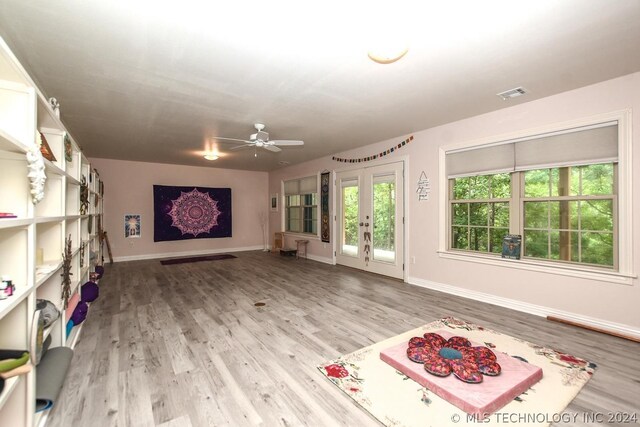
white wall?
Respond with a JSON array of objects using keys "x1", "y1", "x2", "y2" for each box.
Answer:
[{"x1": 269, "y1": 72, "x2": 640, "y2": 334}]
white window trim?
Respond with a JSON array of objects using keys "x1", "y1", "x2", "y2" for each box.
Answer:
[
  {"x1": 281, "y1": 173, "x2": 321, "y2": 238},
  {"x1": 438, "y1": 109, "x2": 635, "y2": 285}
]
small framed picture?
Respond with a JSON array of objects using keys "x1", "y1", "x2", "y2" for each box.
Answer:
[
  {"x1": 270, "y1": 194, "x2": 278, "y2": 212},
  {"x1": 124, "y1": 214, "x2": 141, "y2": 238}
]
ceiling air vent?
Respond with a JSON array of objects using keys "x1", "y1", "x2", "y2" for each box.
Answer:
[{"x1": 497, "y1": 87, "x2": 527, "y2": 100}]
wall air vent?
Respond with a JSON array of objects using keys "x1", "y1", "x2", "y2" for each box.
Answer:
[{"x1": 497, "y1": 87, "x2": 527, "y2": 100}]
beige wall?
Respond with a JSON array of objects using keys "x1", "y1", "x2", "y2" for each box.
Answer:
[
  {"x1": 90, "y1": 158, "x2": 268, "y2": 261},
  {"x1": 269, "y1": 72, "x2": 640, "y2": 332}
]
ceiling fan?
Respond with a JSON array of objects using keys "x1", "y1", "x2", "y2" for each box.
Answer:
[{"x1": 214, "y1": 123, "x2": 304, "y2": 153}]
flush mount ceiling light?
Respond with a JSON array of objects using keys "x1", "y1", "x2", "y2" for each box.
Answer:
[
  {"x1": 203, "y1": 153, "x2": 219, "y2": 160},
  {"x1": 497, "y1": 87, "x2": 528, "y2": 100},
  {"x1": 367, "y1": 47, "x2": 409, "y2": 64}
]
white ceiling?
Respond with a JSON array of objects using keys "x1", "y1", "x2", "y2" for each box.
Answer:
[{"x1": 0, "y1": 1, "x2": 639, "y2": 171}]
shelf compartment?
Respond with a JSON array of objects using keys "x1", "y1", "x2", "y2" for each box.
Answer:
[
  {"x1": 35, "y1": 221, "x2": 63, "y2": 267},
  {"x1": 0, "y1": 373, "x2": 28, "y2": 426},
  {"x1": 0, "y1": 154, "x2": 31, "y2": 218},
  {"x1": 0, "y1": 227, "x2": 28, "y2": 293},
  {"x1": 0, "y1": 375, "x2": 21, "y2": 412},
  {"x1": 36, "y1": 272, "x2": 62, "y2": 309},
  {"x1": 66, "y1": 183, "x2": 80, "y2": 216},
  {"x1": 35, "y1": 262, "x2": 62, "y2": 289},
  {"x1": 0, "y1": 127, "x2": 28, "y2": 154},
  {"x1": 0, "y1": 79, "x2": 35, "y2": 146},
  {"x1": 34, "y1": 175, "x2": 63, "y2": 218},
  {"x1": 0, "y1": 284, "x2": 30, "y2": 323}
]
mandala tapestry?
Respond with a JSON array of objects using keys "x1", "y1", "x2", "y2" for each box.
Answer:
[{"x1": 153, "y1": 185, "x2": 232, "y2": 242}]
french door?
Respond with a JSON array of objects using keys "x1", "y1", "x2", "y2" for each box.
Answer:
[{"x1": 335, "y1": 162, "x2": 404, "y2": 279}]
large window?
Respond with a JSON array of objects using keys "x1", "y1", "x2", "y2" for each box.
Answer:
[
  {"x1": 446, "y1": 121, "x2": 619, "y2": 270},
  {"x1": 284, "y1": 175, "x2": 318, "y2": 235}
]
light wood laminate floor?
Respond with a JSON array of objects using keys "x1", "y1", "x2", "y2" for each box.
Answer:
[{"x1": 49, "y1": 251, "x2": 639, "y2": 427}]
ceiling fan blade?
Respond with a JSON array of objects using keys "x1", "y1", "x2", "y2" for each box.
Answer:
[
  {"x1": 271, "y1": 139, "x2": 304, "y2": 146},
  {"x1": 214, "y1": 137, "x2": 251, "y2": 144},
  {"x1": 230, "y1": 144, "x2": 253, "y2": 150},
  {"x1": 263, "y1": 145, "x2": 282, "y2": 152}
]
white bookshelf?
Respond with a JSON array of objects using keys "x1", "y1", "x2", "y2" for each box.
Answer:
[{"x1": 0, "y1": 35, "x2": 104, "y2": 426}]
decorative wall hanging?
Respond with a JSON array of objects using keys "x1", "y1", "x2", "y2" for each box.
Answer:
[
  {"x1": 153, "y1": 185, "x2": 232, "y2": 242},
  {"x1": 63, "y1": 132, "x2": 72, "y2": 162},
  {"x1": 61, "y1": 235, "x2": 72, "y2": 309},
  {"x1": 124, "y1": 214, "x2": 141, "y2": 238},
  {"x1": 332, "y1": 135, "x2": 413, "y2": 163},
  {"x1": 320, "y1": 171, "x2": 331, "y2": 243},
  {"x1": 80, "y1": 175, "x2": 89, "y2": 214},
  {"x1": 270, "y1": 194, "x2": 278, "y2": 212},
  {"x1": 26, "y1": 143, "x2": 47, "y2": 204},
  {"x1": 416, "y1": 171, "x2": 431, "y2": 201},
  {"x1": 79, "y1": 242, "x2": 86, "y2": 268},
  {"x1": 37, "y1": 132, "x2": 56, "y2": 162}
]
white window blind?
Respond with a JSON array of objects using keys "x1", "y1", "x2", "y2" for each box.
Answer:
[
  {"x1": 446, "y1": 122, "x2": 618, "y2": 178},
  {"x1": 299, "y1": 175, "x2": 318, "y2": 193}
]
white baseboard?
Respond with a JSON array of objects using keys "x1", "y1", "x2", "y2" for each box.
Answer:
[
  {"x1": 408, "y1": 276, "x2": 640, "y2": 340},
  {"x1": 306, "y1": 253, "x2": 334, "y2": 265},
  {"x1": 113, "y1": 245, "x2": 264, "y2": 263}
]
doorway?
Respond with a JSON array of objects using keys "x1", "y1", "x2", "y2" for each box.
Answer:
[{"x1": 335, "y1": 162, "x2": 404, "y2": 279}]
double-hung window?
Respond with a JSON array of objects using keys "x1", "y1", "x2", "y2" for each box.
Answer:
[
  {"x1": 284, "y1": 175, "x2": 318, "y2": 235},
  {"x1": 446, "y1": 121, "x2": 620, "y2": 270}
]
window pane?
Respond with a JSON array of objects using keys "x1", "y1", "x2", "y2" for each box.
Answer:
[
  {"x1": 453, "y1": 177, "x2": 470, "y2": 200},
  {"x1": 490, "y1": 228, "x2": 509, "y2": 254},
  {"x1": 549, "y1": 200, "x2": 572, "y2": 230},
  {"x1": 287, "y1": 195, "x2": 300, "y2": 207},
  {"x1": 581, "y1": 200, "x2": 613, "y2": 232},
  {"x1": 287, "y1": 207, "x2": 300, "y2": 232},
  {"x1": 551, "y1": 168, "x2": 561, "y2": 197},
  {"x1": 524, "y1": 169, "x2": 550, "y2": 197},
  {"x1": 342, "y1": 186, "x2": 359, "y2": 255},
  {"x1": 452, "y1": 203, "x2": 468, "y2": 225},
  {"x1": 582, "y1": 163, "x2": 614, "y2": 195},
  {"x1": 469, "y1": 227, "x2": 488, "y2": 251},
  {"x1": 489, "y1": 203, "x2": 509, "y2": 227},
  {"x1": 373, "y1": 182, "x2": 395, "y2": 261},
  {"x1": 469, "y1": 203, "x2": 487, "y2": 226},
  {"x1": 469, "y1": 175, "x2": 490, "y2": 199},
  {"x1": 303, "y1": 206, "x2": 317, "y2": 233},
  {"x1": 524, "y1": 230, "x2": 548, "y2": 259},
  {"x1": 550, "y1": 231, "x2": 560, "y2": 260},
  {"x1": 524, "y1": 202, "x2": 548, "y2": 228},
  {"x1": 491, "y1": 173, "x2": 511, "y2": 198},
  {"x1": 581, "y1": 232, "x2": 614, "y2": 266},
  {"x1": 452, "y1": 226, "x2": 468, "y2": 250}
]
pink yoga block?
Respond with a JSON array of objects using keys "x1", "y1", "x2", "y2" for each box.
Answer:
[
  {"x1": 380, "y1": 330, "x2": 543, "y2": 416},
  {"x1": 65, "y1": 292, "x2": 80, "y2": 321}
]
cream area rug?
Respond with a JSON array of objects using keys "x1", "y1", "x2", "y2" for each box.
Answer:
[{"x1": 318, "y1": 317, "x2": 596, "y2": 427}]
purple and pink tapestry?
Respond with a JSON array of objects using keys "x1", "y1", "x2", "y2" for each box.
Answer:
[{"x1": 153, "y1": 185, "x2": 232, "y2": 242}]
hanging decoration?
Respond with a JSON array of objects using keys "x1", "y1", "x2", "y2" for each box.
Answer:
[
  {"x1": 416, "y1": 171, "x2": 431, "y2": 201},
  {"x1": 332, "y1": 135, "x2": 413, "y2": 163},
  {"x1": 61, "y1": 235, "x2": 73, "y2": 309},
  {"x1": 320, "y1": 171, "x2": 331, "y2": 243},
  {"x1": 80, "y1": 175, "x2": 89, "y2": 214}
]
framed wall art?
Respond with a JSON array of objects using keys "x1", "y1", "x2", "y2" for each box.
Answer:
[
  {"x1": 124, "y1": 214, "x2": 141, "y2": 238},
  {"x1": 270, "y1": 193, "x2": 278, "y2": 212}
]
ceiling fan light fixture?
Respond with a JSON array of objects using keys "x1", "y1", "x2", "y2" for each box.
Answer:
[{"x1": 204, "y1": 153, "x2": 219, "y2": 160}]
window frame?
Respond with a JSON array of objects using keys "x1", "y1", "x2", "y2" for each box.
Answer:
[
  {"x1": 282, "y1": 175, "x2": 320, "y2": 238},
  {"x1": 438, "y1": 110, "x2": 634, "y2": 285}
]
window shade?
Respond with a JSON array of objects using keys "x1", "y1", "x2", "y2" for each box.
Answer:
[
  {"x1": 446, "y1": 122, "x2": 618, "y2": 178},
  {"x1": 284, "y1": 175, "x2": 317, "y2": 195},
  {"x1": 284, "y1": 180, "x2": 299, "y2": 195},
  {"x1": 299, "y1": 176, "x2": 317, "y2": 193}
]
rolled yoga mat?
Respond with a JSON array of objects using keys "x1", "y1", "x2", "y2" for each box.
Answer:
[{"x1": 35, "y1": 347, "x2": 73, "y2": 412}]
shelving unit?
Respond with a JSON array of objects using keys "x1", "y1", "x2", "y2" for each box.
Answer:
[{"x1": 0, "y1": 36, "x2": 104, "y2": 426}]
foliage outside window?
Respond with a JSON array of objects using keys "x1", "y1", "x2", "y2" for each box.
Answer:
[
  {"x1": 449, "y1": 164, "x2": 616, "y2": 268},
  {"x1": 284, "y1": 176, "x2": 318, "y2": 235},
  {"x1": 451, "y1": 173, "x2": 511, "y2": 254},
  {"x1": 523, "y1": 164, "x2": 615, "y2": 267}
]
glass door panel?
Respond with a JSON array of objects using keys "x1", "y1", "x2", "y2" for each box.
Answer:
[
  {"x1": 341, "y1": 183, "x2": 359, "y2": 257},
  {"x1": 372, "y1": 177, "x2": 396, "y2": 262}
]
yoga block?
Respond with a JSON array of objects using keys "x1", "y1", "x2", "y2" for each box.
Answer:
[{"x1": 380, "y1": 330, "x2": 542, "y2": 416}]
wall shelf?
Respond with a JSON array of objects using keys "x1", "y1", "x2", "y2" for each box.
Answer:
[{"x1": 0, "y1": 33, "x2": 104, "y2": 426}]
